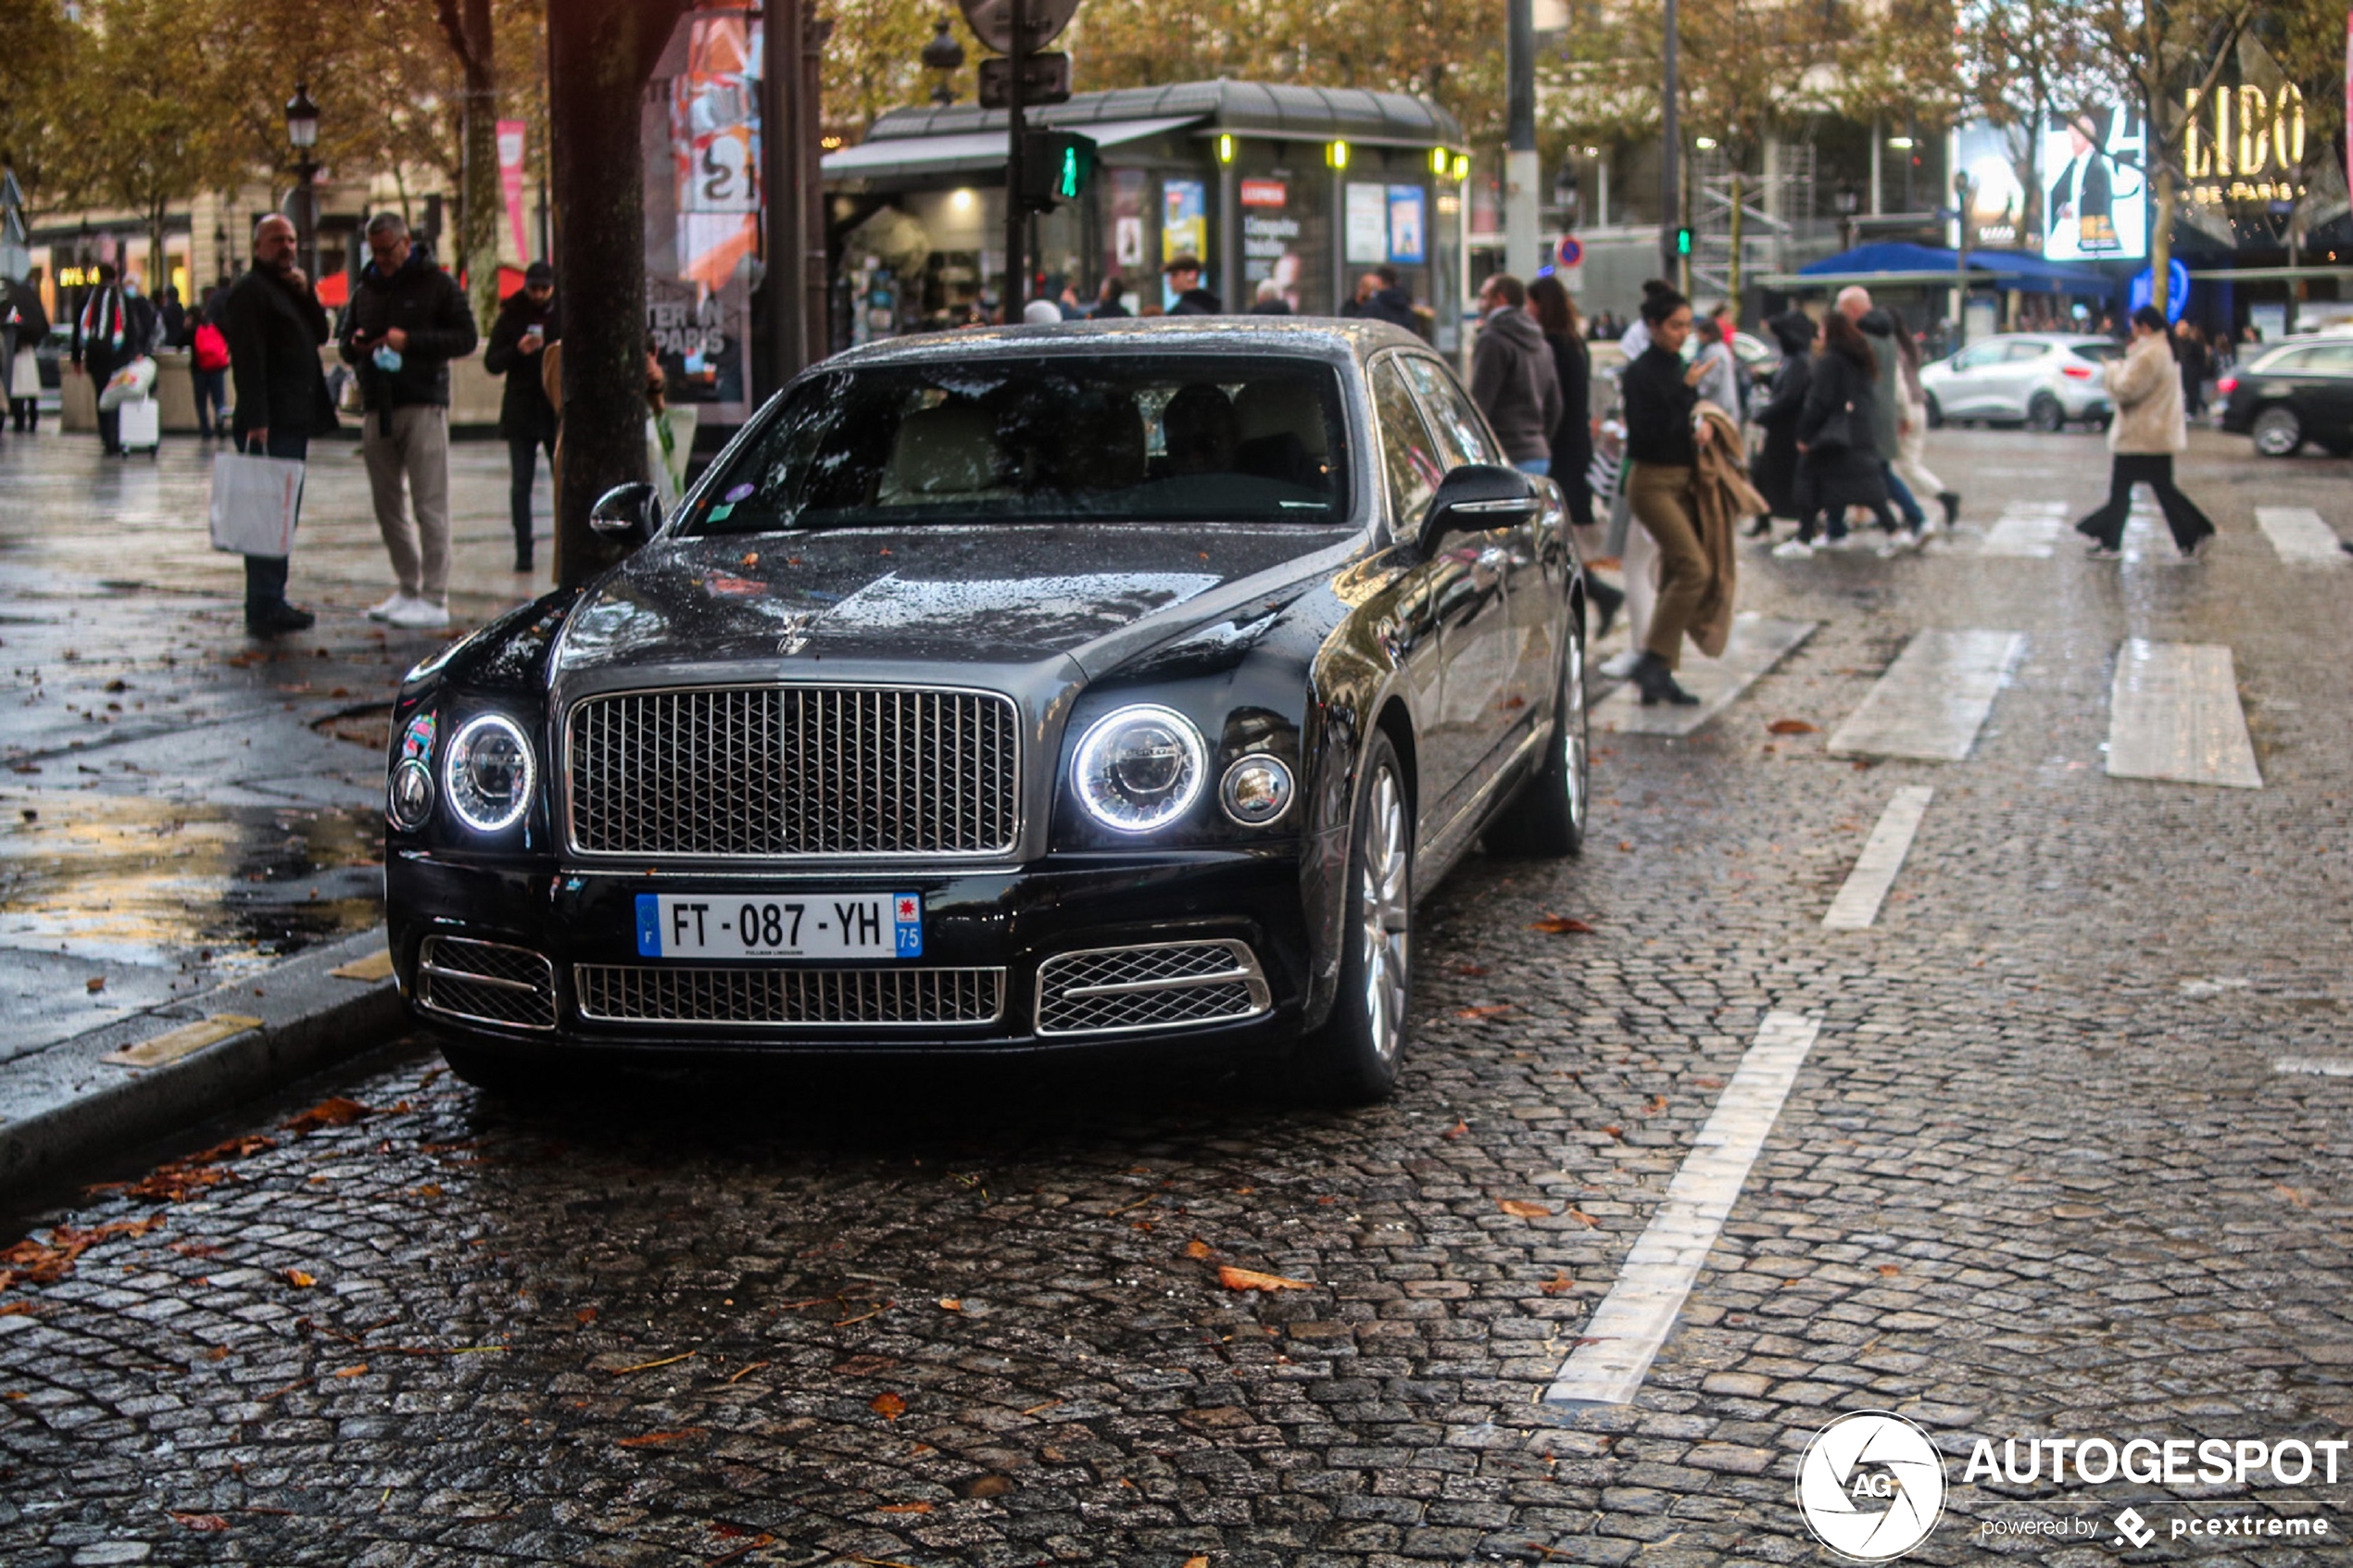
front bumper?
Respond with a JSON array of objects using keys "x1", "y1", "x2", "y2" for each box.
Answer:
[{"x1": 387, "y1": 847, "x2": 1315, "y2": 1063}]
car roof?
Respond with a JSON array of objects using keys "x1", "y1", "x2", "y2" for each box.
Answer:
[{"x1": 814, "y1": 316, "x2": 1428, "y2": 374}]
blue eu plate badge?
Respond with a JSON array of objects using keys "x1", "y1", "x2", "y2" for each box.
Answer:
[{"x1": 893, "y1": 893, "x2": 924, "y2": 957}]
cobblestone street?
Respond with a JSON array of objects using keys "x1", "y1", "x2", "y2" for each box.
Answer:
[{"x1": 2, "y1": 424, "x2": 2350, "y2": 1565}]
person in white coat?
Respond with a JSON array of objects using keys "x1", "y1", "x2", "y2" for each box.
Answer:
[{"x1": 2073, "y1": 305, "x2": 2215, "y2": 560}]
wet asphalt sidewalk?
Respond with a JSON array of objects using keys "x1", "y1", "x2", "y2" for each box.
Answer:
[{"x1": 0, "y1": 424, "x2": 546, "y2": 1190}]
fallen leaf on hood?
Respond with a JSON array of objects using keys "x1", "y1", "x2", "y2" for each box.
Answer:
[
  {"x1": 1184, "y1": 1239, "x2": 1214, "y2": 1260},
  {"x1": 1498, "y1": 1199, "x2": 1552, "y2": 1219},
  {"x1": 283, "y1": 1269, "x2": 316, "y2": 1288},
  {"x1": 1765, "y1": 719, "x2": 1819, "y2": 735},
  {"x1": 1455, "y1": 1004, "x2": 1514, "y2": 1020},
  {"x1": 280, "y1": 1097, "x2": 372, "y2": 1136},
  {"x1": 617, "y1": 1428, "x2": 707, "y2": 1447},
  {"x1": 84, "y1": 976, "x2": 105, "y2": 993},
  {"x1": 1529, "y1": 916, "x2": 1595, "y2": 935},
  {"x1": 1217, "y1": 1265, "x2": 1313, "y2": 1292},
  {"x1": 871, "y1": 1391, "x2": 907, "y2": 1420}
]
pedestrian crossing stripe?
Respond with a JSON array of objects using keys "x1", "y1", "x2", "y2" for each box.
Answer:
[
  {"x1": 2253, "y1": 507, "x2": 2347, "y2": 565},
  {"x1": 1827, "y1": 629, "x2": 2024, "y2": 762},
  {"x1": 2104, "y1": 639, "x2": 2262, "y2": 789}
]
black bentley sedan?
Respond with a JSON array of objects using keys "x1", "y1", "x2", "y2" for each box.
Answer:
[
  {"x1": 2218, "y1": 335, "x2": 2353, "y2": 456},
  {"x1": 384, "y1": 320, "x2": 1590, "y2": 1102}
]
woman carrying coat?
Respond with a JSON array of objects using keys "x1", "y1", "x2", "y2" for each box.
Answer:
[
  {"x1": 1749, "y1": 310, "x2": 1817, "y2": 534},
  {"x1": 1780, "y1": 310, "x2": 1896, "y2": 558},
  {"x1": 2075, "y1": 305, "x2": 2215, "y2": 559},
  {"x1": 1527, "y1": 275, "x2": 1624, "y2": 634},
  {"x1": 1618, "y1": 282, "x2": 1716, "y2": 707}
]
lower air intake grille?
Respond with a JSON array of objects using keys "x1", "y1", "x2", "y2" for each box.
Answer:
[
  {"x1": 418, "y1": 936, "x2": 558, "y2": 1031},
  {"x1": 1034, "y1": 940, "x2": 1270, "y2": 1037},
  {"x1": 575, "y1": 964, "x2": 1004, "y2": 1028}
]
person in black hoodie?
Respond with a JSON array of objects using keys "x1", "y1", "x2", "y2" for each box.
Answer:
[
  {"x1": 1527, "y1": 274, "x2": 1622, "y2": 634},
  {"x1": 1343, "y1": 266, "x2": 1420, "y2": 332},
  {"x1": 1618, "y1": 282, "x2": 1713, "y2": 706},
  {"x1": 1785, "y1": 309, "x2": 1895, "y2": 557},
  {"x1": 482, "y1": 261, "x2": 560, "y2": 573},
  {"x1": 1749, "y1": 310, "x2": 1818, "y2": 534},
  {"x1": 337, "y1": 212, "x2": 478, "y2": 630}
]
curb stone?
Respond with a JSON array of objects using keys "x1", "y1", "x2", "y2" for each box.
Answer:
[{"x1": 0, "y1": 924, "x2": 406, "y2": 1200}]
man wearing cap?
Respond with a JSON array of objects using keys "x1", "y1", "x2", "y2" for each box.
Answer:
[
  {"x1": 483, "y1": 260, "x2": 560, "y2": 573},
  {"x1": 1163, "y1": 256, "x2": 1222, "y2": 316}
]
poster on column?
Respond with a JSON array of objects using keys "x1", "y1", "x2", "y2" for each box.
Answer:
[
  {"x1": 1239, "y1": 177, "x2": 1303, "y2": 309},
  {"x1": 640, "y1": 0, "x2": 760, "y2": 421},
  {"x1": 1344, "y1": 182, "x2": 1389, "y2": 264},
  {"x1": 2038, "y1": 102, "x2": 2146, "y2": 261},
  {"x1": 496, "y1": 120, "x2": 531, "y2": 263},
  {"x1": 1386, "y1": 185, "x2": 1427, "y2": 264},
  {"x1": 1162, "y1": 178, "x2": 1208, "y2": 304}
]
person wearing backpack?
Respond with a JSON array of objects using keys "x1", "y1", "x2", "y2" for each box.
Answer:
[{"x1": 182, "y1": 296, "x2": 232, "y2": 439}]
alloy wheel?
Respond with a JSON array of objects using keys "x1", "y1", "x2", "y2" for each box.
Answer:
[
  {"x1": 1358, "y1": 764, "x2": 1411, "y2": 1065},
  {"x1": 1562, "y1": 630, "x2": 1588, "y2": 834}
]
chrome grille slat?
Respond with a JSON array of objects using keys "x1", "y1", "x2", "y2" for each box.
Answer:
[
  {"x1": 576, "y1": 964, "x2": 1004, "y2": 1028},
  {"x1": 418, "y1": 936, "x2": 558, "y2": 1031},
  {"x1": 1035, "y1": 941, "x2": 1272, "y2": 1037},
  {"x1": 567, "y1": 684, "x2": 1019, "y2": 859}
]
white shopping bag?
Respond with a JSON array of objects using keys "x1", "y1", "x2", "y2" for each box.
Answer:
[
  {"x1": 208, "y1": 451, "x2": 305, "y2": 557},
  {"x1": 116, "y1": 396, "x2": 160, "y2": 451},
  {"x1": 97, "y1": 357, "x2": 157, "y2": 411}
]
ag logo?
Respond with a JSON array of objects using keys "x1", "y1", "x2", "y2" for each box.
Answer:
[{"x1": 1795, "y1": 1411, "x2": 1946, "y2": 1562}]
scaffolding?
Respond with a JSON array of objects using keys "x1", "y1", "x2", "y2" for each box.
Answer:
[{"x1": 1691, "y1": 141, "x2": 1815, "y2": 301}]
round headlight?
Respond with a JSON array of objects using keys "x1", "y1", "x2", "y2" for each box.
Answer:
[
  {"x1": 387, "y1": 758, "x2": 434, "y2": 831},
  {"x1": 443, "y1": 714, "x2": 535, "y2": 834},
  {"x1": 1219, "y1": 754, "x2": 1295, "y2": 826},
  {"x1": 1071, "y1": 704, "x2": 1207, "y2": 834}
]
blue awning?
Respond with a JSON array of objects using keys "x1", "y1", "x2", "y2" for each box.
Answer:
[{"x1": 1790, "y1": 243, "x2": 2121, "y2": 296}]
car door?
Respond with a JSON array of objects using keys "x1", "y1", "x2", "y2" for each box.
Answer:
[
  {"x1": 2304, "y1": 344, "x2": 2353, "y2": 444},
  {"x1": 1938, "y1": 342, "x2": 2006, "y2": 416},
  {"x1": 1395, "y1": 352, "x2": 1550, "y2": 754},
  {"x1": 1369, "y1": 358, "x2": 1485, "y2": 832},
  {"x1": 1991, "y1": 339, "x2": 2053, "y2": 417}
]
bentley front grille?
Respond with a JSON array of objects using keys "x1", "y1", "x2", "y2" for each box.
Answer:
[
  {"x1": 1034, "y1": 940, "x2": 1271, "y2": 1037},
  {"x1": 566, "y1": 685, "x2": 1020, "y2": 859},
  {"x1": 418, "y1": 936, "x2": 558, "y2": 1031},
  {"x1": 575, "y1": 964, "x2": 1005, "y2": 1028}
]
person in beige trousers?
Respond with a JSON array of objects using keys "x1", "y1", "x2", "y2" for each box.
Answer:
[{"x1": 336, "y1": 213, "x2": 480, "y2": 629}]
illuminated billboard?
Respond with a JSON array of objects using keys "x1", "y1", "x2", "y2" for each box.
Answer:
[{"x1": 2040, "y1": 106, "x2": 2146, "y2": 262}]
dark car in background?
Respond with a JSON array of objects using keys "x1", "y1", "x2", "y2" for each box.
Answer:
[
  {"x1": 2219, "y1": 336, "x2": 2353, "y2": 456},
  {"x1": 383, "y1": 320, "x2": 1592, "y2": 1104}
]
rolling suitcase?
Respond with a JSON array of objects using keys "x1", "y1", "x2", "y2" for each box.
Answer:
[{"x1": 116, "y1": 394, "x2": 160, "y2": 457}]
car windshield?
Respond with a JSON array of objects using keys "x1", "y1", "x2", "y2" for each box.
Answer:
[{"x1": 682, "y1": 355, "x2": 1352, "y2": 535}]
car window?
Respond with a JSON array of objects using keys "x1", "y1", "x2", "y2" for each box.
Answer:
[
  {"x1": 1952, "y1": 344, "x2": 2003, "y2": 371},
  {"x1": 1372, "y1": 360, "x2": 1443, "y2": 523},
  {"x1": 2069, "y1": 341, "x2": 2122, "y2": 363},
  {"x1": 1397, "y1": 355, "x2": 1504, "y2": 469},
  {"x1": 2004, "y1": 341, "x2": 2051, "y2": 362},
  {"x1": 2305, "y1": 344, "x2": 2353, "y2": 372},
  {"x1": 2257, "y1": 346, "x2": 2321, "y2": 372},
  {"x1": 683, "y1": 355, "x2": 1351, "y2": 533}
]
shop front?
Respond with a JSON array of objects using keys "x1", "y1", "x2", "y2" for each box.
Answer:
[{"x1": 821, "y1": 80, "x2": 1465, "y2": 348}]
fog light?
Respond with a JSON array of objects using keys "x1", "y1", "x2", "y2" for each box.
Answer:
[
  {"x1": 388, "y1": 758, "x2": 434, "y2": 831},
  {"x1": 1219, "y1": 754, "x2": 1294, "y2": 826}
]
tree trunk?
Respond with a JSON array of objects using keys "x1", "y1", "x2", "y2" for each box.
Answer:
[
  {"x1": 548, "y1": 0, "x2": 690, "y2": 589},
  {"x1": 2150, "y1": 162, "x2": 2174, "y2": 317}
]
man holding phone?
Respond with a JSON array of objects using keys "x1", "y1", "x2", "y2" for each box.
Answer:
[{"x1": 484, "y1": 261, "x2": 560, "y2": 573}]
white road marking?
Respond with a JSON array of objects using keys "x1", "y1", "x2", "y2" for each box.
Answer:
[
  {"x1": 1822, "y1": 786, "x2": 1935, "y2": 930},
  {"x1": 2254, "y1": 507, "x2": 2348, "y2": 565},
  {"x1": 1979, "y1": 503, "x2": 2068, "y2": 558},
  {"x1": 2274, "y1": 1058, "x2": 2353, "y2": 1077},
  {"x1": 2105, "y1": 639, "x2": 2262, "y2": 789},
  {"x1": 2121, "y1": 501, "x2": 2183, "y2": 564},
  {"x1": 1827, "y1": 629, "x2": 2025, "y2": 761},
  {"x1": 1542, "y1": 1011, "x2": 1823, "y2": 1407},
  {"x1": 1594, "y1": 613, "x2": 1816, "y2": 738}
]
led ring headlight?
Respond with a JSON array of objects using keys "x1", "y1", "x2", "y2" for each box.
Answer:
[
  {"x1": 443, "y1": 713, "x2": 536, "y2": 834},
  {"x1": 1072, "y1": 704, "x2": 1206, "y2": 834}
]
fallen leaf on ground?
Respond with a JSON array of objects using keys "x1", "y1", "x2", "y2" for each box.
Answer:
[
  {"x1": 937, "y1": 1298, "x2": 963, "y2": 1311},
  {"x1": 1529, "y1": 916, "x2": 1596, "y2": 935},
  {"x1": 1877, "y1": 1265, "x2": 1902, "y2": 1276},
  {"x1": 1499, "y1": 1199, "x2": 1552, "y2": 1219},
  {"x1": 575, "y1": 1308, "x2": 597, "y2": 1324},
  {"x1": 1455, "y1": 1004, "x2": 1514, "y2": 1020},
  {"x1": 871, "y1": 1391, "x2": 907, "y2": 1420},
  {"x1": 1567, "y1": 1209, "x2": 1600, "y2": 1227},
  {"x1": 1184, "y1": 1239, "x2": 1214, "y2": 1260},
  {"x1": 1452, "y1": 962, "x2": 1490, "y2": 977},
  {"x1": 280, "y1": 1097, "x2": 372, "y2": 1135},
  {"x1": 170, "y1": 1242, "x2": 224, "y2": 1259},
  {"x1": 1218, "y1": 1265, "x2": 1313, "y2": 1292},
  {"x1": 876, "y1": 1501, "x2": 933, "y2": 1514},
  {"x1": 617, "y1": 1428, "x2": 707, "y2": 1447},
  {"x1": 1183, "y1": 1558, "x2": 1212, "y2": 1568},
  {"x1": 1601, "y1": 1125, "x2": 1624, "y2": 1140},
  {"x1": 170, "y1": 1512, "x2": 232, "y2": 1531},
  {"x1": 1644, "y1": 1095, "x2": 1668, "y2": 1114},
  {"x1": 1540, "y1": 1272, "x2": 1578, "y2": 1296},
  {"x1": 1765, "y1": 719, "x2": 1819, "y2": 735},
  {"x1": 961, "y1": 1474, "x2": 1016, "y2": 1499},
  {"x1": 283, "y1": 1269, "x2": 316, "y2": 1288},
  {"x1": 1443, "y1": 1119, "x2": 1468, "y2": 1139},
  {"x1": 332, "y1": 1364, "x2": 368, "y2": 1378},
  {"x1": 0, "y1": 1213, "x2": 168, "y2": 1292},
  {"x1": 85, "y1": 976, "x2": 105, "y2": 993}
]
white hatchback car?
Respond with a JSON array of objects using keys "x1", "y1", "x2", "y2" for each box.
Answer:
[{"x1": 1919, "y1": 333, "x2": 2122, "y2": 432}]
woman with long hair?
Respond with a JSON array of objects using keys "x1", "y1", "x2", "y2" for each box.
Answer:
[
  {"x1": 1527, "y1": 274, "x2": 1624, "y2": 634},
  {"x1": 1783, "y1": 310, "x2": 1896, "y2": 558},
  {"x1": 1617, "y1": 282, "x2": 1714, "y2": 705},
  {"x1": 1889, "y1": 322, "x2": 1961, "y2": 530},
  {"x1": 1750, "y1": 310, "x2": 1818, "y2": 535}
]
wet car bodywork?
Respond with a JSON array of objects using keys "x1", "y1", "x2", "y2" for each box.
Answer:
[{"x1": 383, "y1": 320, "x2": 1590, "y2": 1101}]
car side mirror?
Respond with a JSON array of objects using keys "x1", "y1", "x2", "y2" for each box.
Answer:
[
  {"x1": 589, "y1": 482, "x2": 661, "y2": 546},
  {"x1": 1418, "y1": 463, "x2": 1539, "y2": 553}
]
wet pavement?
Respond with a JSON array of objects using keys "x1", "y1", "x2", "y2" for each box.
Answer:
[
  {"x1": 0, "y1": 427, "x2": 547, "y2": 1056},
  {"x1": 1, "y1": 422, "x2": 2351, "y2": 1565}
]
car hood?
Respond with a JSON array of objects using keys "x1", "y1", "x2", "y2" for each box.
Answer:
[{"x1": 552, "y1": 522, "x2": 1362, "y2": 682}]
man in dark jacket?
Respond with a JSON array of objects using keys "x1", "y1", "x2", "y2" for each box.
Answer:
[
  {"x1": 1164, "y1": 256, "x2": 1222, "y2": 315},
  {"x1": 482, "y1": 260, "x2": 559, "y2": 573},
  {"x1": 1839, "y1": 288, "x2": 1928, "y2": 545},
  {"x1": 1467, "y1": 272, "x2": 1562, "y2": 474},
  {"x1": 72, "y1": 263, "x2": 149, "y2": 455},
  {"x1": 1342, "y1": 266, "x2": 1420, "y2": 332},
  {"x1": 223, "y1": 214, "x2": 335, "y2": 635},
  {"x1": 337, "y1": 211, "x2": 478, "y2": 629}
]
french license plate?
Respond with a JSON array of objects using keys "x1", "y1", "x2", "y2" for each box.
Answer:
[{"x1": 635, "y1": 892, "x2": 923, "y2": 960}]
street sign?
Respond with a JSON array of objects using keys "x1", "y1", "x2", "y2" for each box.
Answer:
[
  {"x1": 1554, "y1": 234, "x2": 1584, "y2": 269},
  {"x1": 978, "y1": 52, "x2": 1072, "y2": 108},
  {"x1": 957, "y1": 0, "x2": 1078, "y2": 55}
]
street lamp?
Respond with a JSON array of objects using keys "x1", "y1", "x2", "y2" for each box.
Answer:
[
  {"x1": 283, "y1": 82, "x2": 321, "y2": 282},
  {"x1": 1833, "y1": 179, "x2": 1860, "y2": 253},
  {"x1": 1951, "y1": 169, "x2": 1975, "y2": 351},
  {"x1": 921, "y1": 18, "x2": 964, "y2": 107}
]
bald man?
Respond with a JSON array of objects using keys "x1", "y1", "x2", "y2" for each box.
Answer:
[
  {"x1": 222, "y1": 214, "x2": 335, "y2": 635},
  {"x1": 1834, "y1": 285, "x2": 1930, "y2": 546}
]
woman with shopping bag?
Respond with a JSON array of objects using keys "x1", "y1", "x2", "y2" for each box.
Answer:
[{"x1": 220, "y1": 215, "x2": 336, "y2": 636}]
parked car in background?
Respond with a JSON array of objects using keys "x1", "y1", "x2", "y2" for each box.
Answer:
[
  {"x1": 2218, "y1": 338, "x2": 2353, "y2": 457},
  {"x1": 1919, "y1": 333, "x2": 2121, "y2": 432}
]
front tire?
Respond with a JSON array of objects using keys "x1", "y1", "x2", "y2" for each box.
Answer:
[
  {"x1": 436, "y1": 1039, "x2": 544, "y2": 1101},
  {"x1": 2026, "y1": 394, "x2": 2065, "y2": 433},
  {"x1": 1484, "y1": 616, "x2": 1589, "y2": 858},
  {"x1": 2251, "y1": 405, "x2": 2303, "y2": 457},
  {"x1": 1290, "y1": 734, "x2": 1412, "y2": 1105}
]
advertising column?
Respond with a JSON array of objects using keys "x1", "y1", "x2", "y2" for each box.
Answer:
[{"x1": 641, "y1": 0, "x2": 761, "y2": 426}]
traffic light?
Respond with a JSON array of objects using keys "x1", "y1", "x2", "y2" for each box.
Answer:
[
  {"x1": 1018, "y1": 129, "x2": 1096, "y2": 211},
  {"x1": 1674, "y1": 226, "x2": 1694, "y2": 257}
]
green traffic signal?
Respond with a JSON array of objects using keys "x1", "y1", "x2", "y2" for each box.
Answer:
[{"x1": 1674, "y1": 226, "x2": 1694, "y2": 257}]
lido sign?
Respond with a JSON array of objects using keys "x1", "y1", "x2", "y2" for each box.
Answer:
[{"x1": 2182, "y1": 82, "x2": 2309, "y2": 205}]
